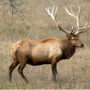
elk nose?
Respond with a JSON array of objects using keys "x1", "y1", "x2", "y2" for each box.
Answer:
[{"x1": 81, "y1": 44, "x2": 84, "y2": 48}]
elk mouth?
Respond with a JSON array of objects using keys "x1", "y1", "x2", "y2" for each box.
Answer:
[{"x1": 76, "y1": 44, "x2": 84, "y2": 48}]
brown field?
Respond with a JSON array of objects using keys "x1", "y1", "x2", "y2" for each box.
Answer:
[{"x1": 0, "y1": 0, "x2": 90, "y2": 89}]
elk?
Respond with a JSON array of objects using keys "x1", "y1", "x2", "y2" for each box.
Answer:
[{"x1": 9, "y1": 5, "x2": 89, "y2": 83}]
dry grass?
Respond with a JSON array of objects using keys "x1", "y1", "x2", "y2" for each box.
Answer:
[{"x1": 0, "y1": 0, "x2": 90, "y2": 89}]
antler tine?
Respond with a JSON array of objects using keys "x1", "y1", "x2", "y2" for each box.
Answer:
[
  {"x1": 65, "y1": 6, "x2": 83, "y2": 34},
  {"x1": 65, "y1": 5, "x2": 76, "y2": 33},
  {"x1": 77, "y1": 25, "x2": 89, "y2": 34},
  {"x1": 54, "y1": 6, "x2": 57, "y2": 20},
  {"x1": 74, "y1": 6, "x2": 81, "y2": 34},
  {"x1": 74, "y1": 6, "x2": 89, "y2": 34},
  {"x1": 45, "y1": 5, "x2": 58, "y2": 26},
  {"x1": 65, "y1": 6, "x2": 77, "y2": 19},
  {"x1": 45, "y1": 5, "x2": 70, "y2": 34},
  {"x1": 52, "y1": 5, "x2": 55, "y2": 16},
  {"x1": 65, "y1": 7, "x2": 73, "y2": 17},
  {"x1": 65, "y1": 6, "x2": 79, "y2": 34},
  {"x1": 78, "y1": 6, "x2": 80, "y2": 18},
  {"x1": 76, "y1": 23, "x2": 89, "y2": 34},
  {"x1": 79, "y1": 23, "x2": 87, "y2": 30},
  {"x1": 45, "y1": 5, "x2": 56, "y2": 20},
  {"x1": 70, "y1": 5, "x2": 74, "y2": 15}
]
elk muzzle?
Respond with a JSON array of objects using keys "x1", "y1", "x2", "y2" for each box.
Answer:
[{"x1": 81, "y1": 44, "x2": 84, "y2": 48}]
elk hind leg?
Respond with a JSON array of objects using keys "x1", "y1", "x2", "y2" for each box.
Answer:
[
  {"x1": 9, "y1": 61, "x2": 19, "y2": 82},
  {"x1": 18, "y1": 60, "x2": 28, "y2": 83}
]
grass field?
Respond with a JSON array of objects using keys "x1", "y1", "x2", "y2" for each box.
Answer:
[{"x1": 0, "y1": 0, "x2": 90, "y2": 89}]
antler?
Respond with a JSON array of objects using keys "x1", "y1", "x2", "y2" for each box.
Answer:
[
  {"x1": 65, "y1": 5, "x2": 89, "y2": 34},
  {"x1": 45, "y1": 5, "x2": 71, "y2": 34}
]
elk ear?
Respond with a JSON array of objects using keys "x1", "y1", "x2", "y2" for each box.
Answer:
[{"x1": 66, "y1": 34, "x2": 70, "y2": 38}]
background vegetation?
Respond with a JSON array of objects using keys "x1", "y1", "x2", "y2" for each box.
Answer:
[{"x1": 0, "y1": 0, "x2": 90, "y2": 89}]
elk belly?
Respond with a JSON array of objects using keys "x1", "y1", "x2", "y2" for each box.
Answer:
[{"x1": 31, "y1": 44, "x2": 50, "y2": 63}]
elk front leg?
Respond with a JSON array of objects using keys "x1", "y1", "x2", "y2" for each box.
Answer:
[{"x1": 51, "y1": 58, "x2": 57, "y2": 83}]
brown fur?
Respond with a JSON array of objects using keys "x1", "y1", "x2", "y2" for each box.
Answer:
[{"x1": 9, "y1": 36, "x2": 84, "y2": 83}]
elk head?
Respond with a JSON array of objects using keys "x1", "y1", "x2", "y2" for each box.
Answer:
[{"x1": 45, "y1": 5, "x2": 89, "y2": 48}]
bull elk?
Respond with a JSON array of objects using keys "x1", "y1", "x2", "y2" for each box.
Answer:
[{"x1": 9, "y1": 5, "x2": 89, "y2": 83}]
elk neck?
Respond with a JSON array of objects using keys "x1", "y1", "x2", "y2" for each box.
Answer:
[{"x1": 60, "y1": 39, "x2": 76, "y2": 59}]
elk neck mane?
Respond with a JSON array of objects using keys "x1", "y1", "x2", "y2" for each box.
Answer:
[{"x1": 60, "y1": 39, "x2": 76, "y2": 59}]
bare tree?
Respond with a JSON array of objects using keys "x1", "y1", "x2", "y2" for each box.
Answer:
[{"x1": 0, "y1": 0, "x2": 26, "y2": 27}]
